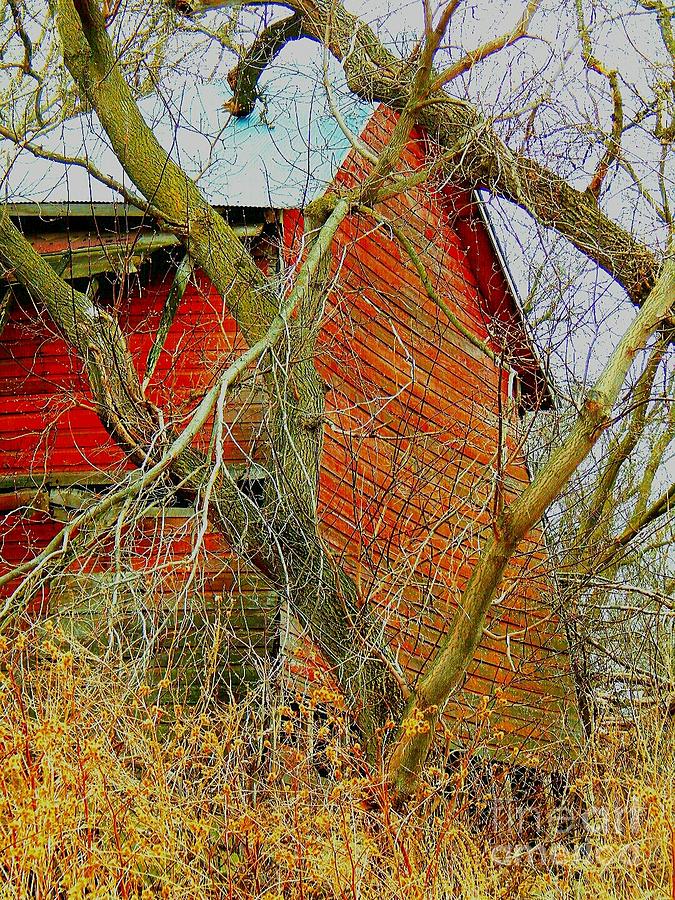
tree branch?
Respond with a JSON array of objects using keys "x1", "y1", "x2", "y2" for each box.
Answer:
[
  {"x1": 576, "y1": 0, "x2": 624, "y2": 197},
  {"x1": 631, "y1": 372, "x2": 675, "y2": 524},
  {"x1": 427, "y1": 0, "x2": 540, "y2": 93},
  {"x1": 57, "y1": 0, "x2": 278, "y2": 347},
  {"x1": 226, "y1": 12, "x2": 305, "y2": 116},
  {"x1": 592, "y1": 481, "x2": 675, "y2": 575},
  {"x1": 0, "y1": 124, "x2": 163, "y2": 218},
  {"x1": 573, "y1": 338, "x2": 667, "y2": 550}
]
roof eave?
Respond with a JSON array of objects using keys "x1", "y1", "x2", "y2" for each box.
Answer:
[{"x1": 470, "y1": 192, "x2": 554, "y2": 412}]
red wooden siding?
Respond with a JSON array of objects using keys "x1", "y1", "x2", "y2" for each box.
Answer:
[
  {"x1": 0, "y1": 259, "x2": 264, "y2": 479},
  {"x1": 0, "y1": 250, "x2": 273, "y2": 693},
  {"x1": 283, "y1": 108, "x2": 573, "y2": 753}
]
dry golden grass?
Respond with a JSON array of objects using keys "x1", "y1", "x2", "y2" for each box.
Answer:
[{"x1": 0, "y1": 629, "x2": 672, "y2": 899}]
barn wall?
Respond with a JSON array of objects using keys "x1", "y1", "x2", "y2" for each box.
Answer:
[
  {"x1": 0, "y1": 249, "x2": 274, "y2": 692},
  {"x1": 282, "y1": 108, "x2": 574, "y2": 755},
  {"x1": 0, "y1": 251, "x2": 265, "y2": 479},
  {"x1": 1, "y1": 507, "x2": 276, "y2": 696}
]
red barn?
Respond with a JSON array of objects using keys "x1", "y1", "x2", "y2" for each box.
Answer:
[{"x1": 0, "y1": 66, "x2": 575, "y2": 758}]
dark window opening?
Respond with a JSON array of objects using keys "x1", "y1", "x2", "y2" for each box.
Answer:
[{"x1": 237, "y1": 476, "x2": 266, "y2": 507}]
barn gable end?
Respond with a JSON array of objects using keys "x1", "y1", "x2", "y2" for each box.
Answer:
[{"x1": 281, "y1": 107, "x2": 571, "y2": 754}]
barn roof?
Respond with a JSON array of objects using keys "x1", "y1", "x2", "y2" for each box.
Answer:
[{"x1": 1, "y1": 64, "x2": 375, "y2": 210}]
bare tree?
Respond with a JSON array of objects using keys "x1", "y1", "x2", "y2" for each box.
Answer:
[
  {"x1": 546, "y1": 337, "x2": 674, "y2": 733},
  {"x1": 0, "y1": 0, "x2": 672, "y2": 801}
]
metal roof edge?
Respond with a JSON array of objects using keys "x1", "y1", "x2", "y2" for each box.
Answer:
[
  {"x1": 472, "y1": 191, "x2": 555, "y2": 411},
  {"x1": 4, "y1": 201, "x2": 273, "y2": 220}
]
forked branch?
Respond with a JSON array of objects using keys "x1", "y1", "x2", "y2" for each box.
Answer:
[
  {"x1": 576, "y1": 0, "x2": 624, "y2": 197},
  {"x1": 182, "y1": 0, "x2": 661, "y2": 304},
  {"x1": 426, "y1": 0, "x2": 540, "y2": 93}
]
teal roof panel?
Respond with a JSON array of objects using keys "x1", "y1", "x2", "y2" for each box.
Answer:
[{"x1": 1, "y1": 61, "x2": 375, "y2": 210}]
